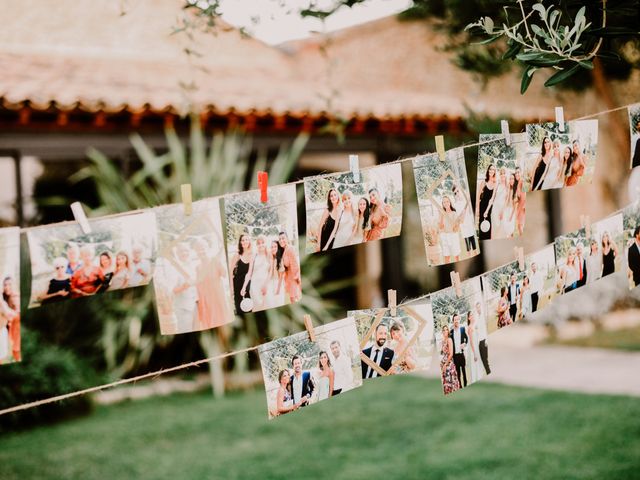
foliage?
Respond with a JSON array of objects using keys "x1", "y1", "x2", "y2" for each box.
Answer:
[
  {"x1": 623, "y1": 202, "x2": 640, "y2": 232},
  {"x1": 3, "y1": 377, "x2": 639, "y2": 478},
  {"x1": 72, "y1": 117, "x2": 349, "y2": 385},
  {"x1": 630, "y1": 104, "x2": 640, "y2": 133},
  {"x1": 0, "y1": 328, "x2": 98, "y2": 432},
  {"x1": 478, "y1": 136, "x2": 517, "y2": 174},
  {"x1": 414, "y1": 150, "x2": 471, "y2": 201},
  {"x1": 431, "y1": 281, "x2": 478, "y2": 331},
  {"x1": 555, "y1": 227, "x2": 588, "y2": 260},
  {"x1": 483, "y1": 260, "x2": 523, "y2": 295}
]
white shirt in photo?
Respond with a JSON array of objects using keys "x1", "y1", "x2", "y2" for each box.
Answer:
[
  {"x1": 292, "y1": 373, "x2": 304, "y2": 403},
  {"x1": 509, "y1": 283, "x2": 518, "y2": 305},
  {"x1": 476, "y1": 316, "x2": 488, "y2": 341},
  {"x1": 332, "y1": 353, "x2": 353, "y2": 391},
  {"x1": 529, "y1": 271, "x2": 543, "y2": 293},
  {"x1": 130, "y1": 258, "x2": 152, "y2": 286},
  {"x1": 453, "y1": 328, "x2": 462, "y2": 354}
]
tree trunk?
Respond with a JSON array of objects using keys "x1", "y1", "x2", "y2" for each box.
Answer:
[{"x1": 199, "y1": 331, "x2": 225, "y2": 398}]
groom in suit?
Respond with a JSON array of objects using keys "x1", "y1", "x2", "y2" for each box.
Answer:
[
  {"x1": 450, "y1": 314, "x2": 469, "y2": 387},
  {"x1": 506, "y1": 274, "x2": 520, "y2": 321},
  {"x1": 361, "y1": 323, "x2": 395, "y2": 379},
  {"x1": 290, "y1": 355, "x2": 314, "y2": 406},
  {"x1": 628, "y1": 226, "x2": 640, "y2": 287}
]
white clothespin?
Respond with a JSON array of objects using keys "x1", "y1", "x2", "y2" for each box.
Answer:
[
  {"x1": 501, "y1": 120, "x2": 511, "y2": 146},
  {"x1": 435, "y1": 135, "x2": 446, "y2": 161},
  {"x1": 387, "y1": 289, "x2": 397, "y2": 317},
  {"x1": 514, "y1": 246, "x2": 525, "y2": 271},
  {"x1": 70, "y1": 202, "x2": 91, "y2": 234},
  {"x1": 303, "y1": 314, "x2": 316, "y2": 342},
  {"x1": 349, "y1": 154, "x2": 360, "y2": 183},
  {"x1": 181, "y1": 184, "x2": 193, "y2": 216},
  {"x1": 450, "y1": 271, "x2": 462, "y2": 297},
  {"x1": 555, "y1": 106, "x2": 565, "y2": 132}
]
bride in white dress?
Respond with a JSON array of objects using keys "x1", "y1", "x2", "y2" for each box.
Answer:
[
  {"x1": 249, "y1": 235, "x2": 271, "y2": 311},
  {"x1": 333, "y1": 190, "x2": 356, "y2": 248},
  {"x1": 465, "y1": 310, "x2": 484, "y2": 384},
  {"x1": 266, "y1": 240, "x2": 286, "y2": 309},
  {"x1": 502, "y1": 173, "x2": 517, "y2": 237},
  {"x1": 490, "y1": 168, "x2": 509, "y2": 238},
  {"x1": 317, "y1": 351, "x2": 334, "y2": 401},
  {"x1": 541, "y1": 140, "x2": 565, "y2": 189}
]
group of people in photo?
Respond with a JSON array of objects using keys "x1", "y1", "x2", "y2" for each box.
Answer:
[
  {"x1": 38, "y1": 242, "x2": 152, "y2": 304},
  {"x1": 494, "y1": 263, "x2": 545, "y2": 327},
  {"x1": 558, "y1": 235, "x2": 618, "y2": 294},
  {"x1": 439, "y1": 304, "x2": 490, "y2": 395},
  {"x1": 315, "y1": 187, "x2": 391, "y2": 251},
  {"x1": 530, "y1": 137, "x2": 587, "y2": 190},
  {"x1": 0, "y1": 276, "x2": 20, "y2": 363},
  {"x1": 360, "y1": 320, "x2": 417, "y2": 378},
  {"x1": 477, "y1": 164, "x2": 526, "y2": 240},
  {"x1": 230, "y1": 231, "x2": 301, "y2": 313},
  {"x1": 429, "y1": 184, "x2": 477, "y2": 264},
  {"x1": 157, "y1": 237, "x2": 232, "y2": 333},
  {"x1": 274, "y1": 341, "x2": 355, "y2": 416}
]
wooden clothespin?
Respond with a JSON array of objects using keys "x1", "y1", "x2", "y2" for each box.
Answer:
[
  {"x1": 555, "y1": 106, "x2": 565, "y2": 132},
  {"x1": 387, "y1": 289, "x2": 397, "y2": 317},
  {"x1": 180, "y1": 184, "x2": 192, "y2": 216},
  {"x1": 450, "y1": 271, "x2": 462, "y2": 297},
  {"x1": 303, "y1": 314, "x2": 316, "y2": 342},
  {"x1": 514, "y1": 246, "x2": 525, "y2": 271},
  {"x1": 257, "y1": 171, "x2": 268, "y2": 203},
  {"x1": 70, "y1": 201, "x2": 91, "y2": 234},
  {"x1": 580, "y1": 214, "x2": 591, "y2": 238},
  {"x1": 435, "y1": 135, "x2": 446, "y2": 161},
  {"x1": 501, "y1": 120, "x2": 511, "y2": 146},
  {"x1": 349, "y1": 154, "x2": 360, "y2": 183}
]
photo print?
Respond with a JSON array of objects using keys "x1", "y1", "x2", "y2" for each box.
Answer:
[
  {"x1": 585, "y1": 213, "x2": 624, "y2": 285},
  {"x1": 27, "y1": 212, "x2": 157, "y2": 309},
  {"x1": 554, "y1": 227, "x2": 589, "y2": 295},
  {"x1": 431, "y1": 277, "x2": 490, "y2": 395},
  {"x1": 476, "y1": 134, "x2": 527, "y2": 240},
  {"x1": 524, "y1": 120, "x2": 598, "y2": 192},
  {"x1": 153, "y1": 198, "x2": 234, "y2": 335},
  {"x1": 224, "y1": 184, "x2": 300, "y2": 314},
  {"x1": 349, "y1": 304, "x2": 434, "y2": 380},
  {"x1": 0, "y1": 227, "x2": 20, "y2": 365},
  {"x1": 522, "y1": 244, "x2": 561, "y2": 320},
  {"x1": 481, "y1": 261, "x2": 527, "y2": 332},
  {"x1": 629, "y1": 103, "x2": 640, "y2": 169},
  {"x1": 304, "y1": 164, "x2": 403, "y2": 253},
  {"x1": 258, "y1": 317, "x2": 362, "y2": 419},
  {"x1": 413, "y1": 148, "x2": 479, "y2": 266},
  {"x1": 622, "y1": 202, "x2": 640, "y2": 289}
]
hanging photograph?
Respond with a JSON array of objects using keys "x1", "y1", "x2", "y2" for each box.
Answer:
[
  {"x1": 629, "y1": 103, "x2": 640, "y2": 169},
  {"x1": 554, "y1": 227, "x2": 589, "y2": 295},
  {"x1": 153, "y1": 198, "x2": 234, "y2": 335},
  {"x1": 524, "y1": 120, "x2": 598, "y2": 191},
  {"x1": 413, "y1": 148, "x2": 479, "y2": 266},
  {"x1": 0, "y1": 227, "x2": 20, "y2": 365},
  {"x1": 476, "y1": 134, "x2": 527, "y2": 240},
  {"x1": 27, "y1": 212, "x2": 157, "y2": 309},
  {"x1": 303, "y1": 164, "x2": 403, "y2": 253},
  {"x1": 258, "y1": 317, "x2": 362, "y2": 419},
  {"x1": 522, "y1": 244, "x2": 562, "y2": 320},
  {"x1": 224, "y1": 184, "x2": 300, "y2": 314},
  {"x1": 585, "y1": 213, "x2": 624, "y2": 284},
  {"x1": 431, "y1": 277, "x2": 490, "y2": 395},
  {"x1": 348, "y1": 304, "x2": 434, "y2": 380},
  {"x1": 481, "y1": 261, "x2": 526, "y2": 331},
  {"x1": 623, "y1": 202, "x2": 640, "y2": 289}
]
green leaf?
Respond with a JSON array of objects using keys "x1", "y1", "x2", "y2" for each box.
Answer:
[
  {"x1": 530, "y1": 24, "x2": 545, "y2": 37},
  {"x1": 531, "y1": 3, "x2": 547, "y2": 20},
  {"x1": 502, "y1": 41, "x2": 521, "y2": 60},
  {"x1": 521, "y1": 66, "x2": 536, "y2": 94},
  {"x1": 578, "y1": 59, "x2": 594, "y2": 69},
  {"x1": 544, "y1": 63, "x2": 581, "y2": 87}
]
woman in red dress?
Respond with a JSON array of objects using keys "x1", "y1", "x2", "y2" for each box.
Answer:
[{"x1": 71, "y1": 245, "x2": 105, "y2": 298}]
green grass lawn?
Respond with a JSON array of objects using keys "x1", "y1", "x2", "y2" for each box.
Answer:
[
  {"x1": 0, "y1": 376, "x2": 638, "y2": 480},
  {"x1": 552, "y1": 325, "x2": 640, "y2": 352}
]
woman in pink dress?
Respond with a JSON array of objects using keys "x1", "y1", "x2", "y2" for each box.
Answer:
[
  {"x1": 193, "y1": 238, "x2": 232, "y2": 329},
  {"x1": 440, "y1": 326, "x2": 461, "y2": 395},
  {"x1": 514, "y1": 167, "x2": 526, "y2": 236},
  {"x1": 278, "y1": 232, "x2": 301, "y2": 303}
]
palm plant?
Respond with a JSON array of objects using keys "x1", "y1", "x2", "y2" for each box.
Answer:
[{"x1": 74, "y1": 116, "x2": 351, "y2": 396}]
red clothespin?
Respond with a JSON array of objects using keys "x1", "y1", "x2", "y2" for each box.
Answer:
[{"x1": 257, "y1": 171, "x2": 268, "y2": 203}]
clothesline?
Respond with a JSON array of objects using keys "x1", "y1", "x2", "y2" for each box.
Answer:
[
  {"x1": 18, "y1": 102, "x2": 637, "y2": 234},
  {"x1": 1, "y1": 101, "x2": 636, "y2": 417}
]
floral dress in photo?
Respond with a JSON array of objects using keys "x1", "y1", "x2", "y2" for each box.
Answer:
[{"x1": 440, "y1": 340, "x2": 461, "y2": 395}]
